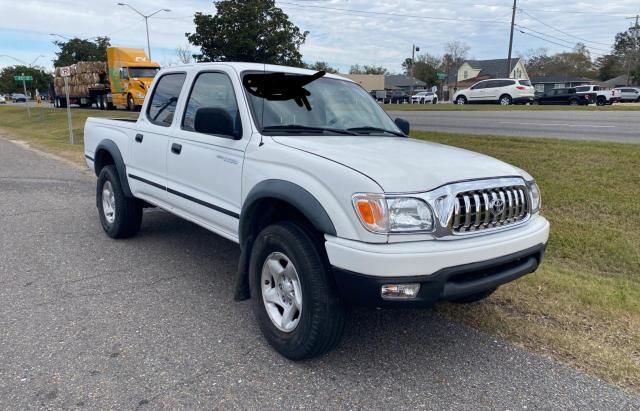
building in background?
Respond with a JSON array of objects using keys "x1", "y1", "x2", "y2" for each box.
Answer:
[
  {"x1": 341, "y1": 73, "x2": 426, "y2": 93},
  {"x1": 529, "y1": 75, "x2": 593, "y2": 94},
  {"x1": 446, "y1": 58, "x2": 530, "y2": 92}
]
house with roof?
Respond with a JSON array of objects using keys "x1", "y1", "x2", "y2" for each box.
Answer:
[{"x1": 447, "y1": 58, "x2": 529, "y2": 90}]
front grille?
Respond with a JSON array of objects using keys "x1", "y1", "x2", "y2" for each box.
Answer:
[{"x1": 451, "y1": 185, "x2": 529, "y2": 233}]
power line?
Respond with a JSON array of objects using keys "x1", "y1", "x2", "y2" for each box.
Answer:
[
  {"x1": 519, "y1": 9, "x2": 613, "y2": 47},
  {"x1": 515, "y1": 24, "x2": 611, "y2": 53},
  {"x1": 277, "y1": 1, "x2": 512, "y2": 25},
  {"x1": 516, "y1": 29, "x2": 607, "y2": 57}
]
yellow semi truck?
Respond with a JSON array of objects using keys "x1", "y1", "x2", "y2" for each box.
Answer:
[{"x1": 52, "y1": 47, "x2": 160, "y2": 110}]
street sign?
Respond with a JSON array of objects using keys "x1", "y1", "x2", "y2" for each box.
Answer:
[
  {"x1": 431, "y1": 86, "x2": 438, "y2": 93},
  {"x1": 60, "y1": 66, "x2": 71, "y2": 77},
  {"x1": 436, "y1": 72, "x2": 447, "y2": 80},
  {"x1": 14, "y1": 75, "x2": 33, "y2": 81}
]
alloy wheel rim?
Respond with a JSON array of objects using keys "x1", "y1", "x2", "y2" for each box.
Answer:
[
  {"x1": 261, "y1": 252, "x2": 303, "y2": 333},
  {"x1": 102, "y1": 181, "x2": 116, "y2": 224}
]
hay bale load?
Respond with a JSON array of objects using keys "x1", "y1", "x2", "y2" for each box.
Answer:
[{"x1": 53, "y1": 61, "x2": 108, "y2": 97}]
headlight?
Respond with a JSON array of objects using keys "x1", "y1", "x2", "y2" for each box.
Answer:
[
  {"x1": 527, "y1": 181, "x2": 541, "y2": 213},
  {"x1": 352, "y1": 194, "x2": 434, "y2": 233}
]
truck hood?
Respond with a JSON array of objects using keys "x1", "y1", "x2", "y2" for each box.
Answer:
[{"x1": 272, "y1": 136, "x2": 525, "y2": 192}]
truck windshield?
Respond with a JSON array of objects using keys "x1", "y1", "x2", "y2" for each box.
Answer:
[
  {"x1": 243, "y1": 72, "x2": 401, "y2": 136},
  {"x1": 128, "y1": 67, "x2": 160, "y2": 78}
]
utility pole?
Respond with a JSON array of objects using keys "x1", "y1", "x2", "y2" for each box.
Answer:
[
  {"x1": 410, "y1": 44, "x2": 420, "y2": 101},
  {"x1": 625, "y1": 15, "x2": 639, "y2": 86},
  {"x1": 506, "y1": 0, "x2": 517, "y2": 78}
]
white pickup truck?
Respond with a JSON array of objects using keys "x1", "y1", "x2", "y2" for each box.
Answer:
[
  {"x1": 575, "y1": 84, "x2": 620, "y2": 106},
  {"x1": 84, "y1": 63, "x2": 549, "y2": 359}
]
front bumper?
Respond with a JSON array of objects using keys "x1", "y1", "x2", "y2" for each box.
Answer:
[
  {"x1": 333, "y1": 243, "x2": 545, "y2": 307},
  {"x1": 325, "y1": 216, "x2": 549, "y2": 306}
]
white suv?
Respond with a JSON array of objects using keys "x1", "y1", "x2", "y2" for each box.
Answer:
[
  {"x1": 411, "y1": 91, "x2": 438, "y2": 104},
  {"x1": 454, "y1": 79, "x2": 535, "y2": 105}
]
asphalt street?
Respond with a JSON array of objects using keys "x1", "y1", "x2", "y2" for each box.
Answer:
[
  {"x1": 390, "y1": 109, "x2": 640, "y2": 143},
  {"x1": 1, "y1": 137, "x2": 639, "y2": 409}
]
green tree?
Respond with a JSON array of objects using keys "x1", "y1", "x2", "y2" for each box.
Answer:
[
  {"x1": 594, "y1": 54, "x2": 624, "y2": 81},
  {"x1": 349, "y1": 64, "x2": 387, "y2": 75},
  {"x1": 53, "y1": 37, "x2": 111, "y2": 67},
  {"x1": 612, "y1": 24, "x2": 640, "y2": 84},
  {"x1": 524, "y1": 43, "x2": 596, "y2": 78},
  {"x1": 186, "y1": 0, "x2": 308, "y2": 66},
  {"x1": 402, "y1": 54, "x2": 441, "y2": 86},
  {"x1": 305, "y1": 61, "x2": 338, "y2": 73},
  {"x1": 0, "y1": 65, "x2": 52, "y2": 96}
]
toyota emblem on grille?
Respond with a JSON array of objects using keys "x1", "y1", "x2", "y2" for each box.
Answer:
[{"x1": 489, "y1": 198, "x2": 505, "y2": 216}]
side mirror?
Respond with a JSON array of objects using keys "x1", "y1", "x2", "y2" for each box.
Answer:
[
  {"x1": 394, "y1": 117, "x2": 410, "y2": 136},
  {"x1": 194, "y1": 107, "x2": 241, "y2": 139}
]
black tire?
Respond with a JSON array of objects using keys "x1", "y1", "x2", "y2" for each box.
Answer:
[
  {"x1": 249, "y1": 221, "x2": 346, "y2": 360},
  {"x1": 127, "y1": 94, "x2": 135, "y2": 111},
  {"x1": 456, "y1": 95, "x2": 467, "y2": 105},
  {"x1": 596, "y1": 97, "x2": 606, "y2": 106},
  {"x1": 569, "y1": 99, "x2": 579, "y2": 106},
  {"x1": 96, "y1": 165, "x2": 142, "y2": 239},
  {"x1": 450, "y1": 287, "x2": 497, "y2": 304},
  {"x1": 499, "y1": 94, "x2": 512, "y2": 106},
  {"x1": 432, "y1": 97, "x2": 438, "y2": 104}
]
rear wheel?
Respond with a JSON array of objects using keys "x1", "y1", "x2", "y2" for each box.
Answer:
[
  {"x1": 499, "y1": 94, "x2": 512, "y2": 106},
  {"x1": 97, "y1": 165, "x2": 142, "y2": 238},
  {"x1": 569, "y1": 99, "x2": 579, "y2": 106},
  {"x1": 432, "y1": 97, "x2": 438, "y2": 104},
  {"x1": 596, "y1": 97, "x2": 606, "y2": 106},
  {"x1": 249, "y1": 221, "x2": 346, "y2": 360}
]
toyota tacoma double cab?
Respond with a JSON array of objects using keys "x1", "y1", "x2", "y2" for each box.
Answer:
[{"x1": 84, "y1": 63, "x2": 549, "y2": 360}]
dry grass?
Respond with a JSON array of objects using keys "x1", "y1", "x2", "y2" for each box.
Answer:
[
  {"x1": 412, "y1": 132, "x2": 640, "y2": 391},
  {"x1": 0, "y1": 105, "x2": 136, "y2": 163}
]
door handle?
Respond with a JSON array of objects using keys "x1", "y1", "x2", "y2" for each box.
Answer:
[
  {"x1": 135, "y1": 133, "x2": 143, "y2": 143},
  {"x1": 171, "y1": 143, "x2": 182, "y2": 155}
]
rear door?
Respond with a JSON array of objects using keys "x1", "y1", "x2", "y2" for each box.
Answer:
[
  {"x1": 166, "y1": 67, "x2": 250, "y2": 240},
  {"x1": 128, "y1": 72, "x2": 186, "y2": 207},
  {"x1": 483, "y1": 80, "x2": 503, "y2": 101}
]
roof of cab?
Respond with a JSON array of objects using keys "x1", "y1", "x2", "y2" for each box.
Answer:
[{"x1": 160, "y1": 62, "x2": 351, "y2": 82}]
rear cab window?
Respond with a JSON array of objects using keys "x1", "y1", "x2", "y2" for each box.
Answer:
[
  {"x1": 518, "y1": 80, "x2": 532, "y2": 86},
  {"x1": 146, "y1": 73, "x2": 187, "y2": 127}
]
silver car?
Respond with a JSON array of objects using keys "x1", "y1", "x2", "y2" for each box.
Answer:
[{"x1": 615, "y1": 87, "x2": 640, "y2": 102}]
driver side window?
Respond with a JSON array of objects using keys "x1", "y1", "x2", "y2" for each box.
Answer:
[{"x1": 182, "y1": 72, "x2": 242, "y2": 139}]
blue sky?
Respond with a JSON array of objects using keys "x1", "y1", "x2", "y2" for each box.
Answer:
[{"x1": 0, "y1": 0, "x2": 637, "y2": 73}]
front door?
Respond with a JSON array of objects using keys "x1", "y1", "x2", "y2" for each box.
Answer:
[
  {"x1": 128, "y1": 72, "x2": 187, "y2": 207},
  {"x1": 166, "y1": 68, "x2": 250, "y2": 241}
]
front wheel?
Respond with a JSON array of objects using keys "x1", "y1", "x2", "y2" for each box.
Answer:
[
  {"x1": 249, "y1": 222, "x2": 346, "y2": 360},
  {"x1": 596, "y1": 97, "x2": 606, "y2": 106},
  {"x1": 455, "y1": 96, "x2": 467, "y2": 105},
  {"x1": 97, "y1": 165, "x2": 142, "y2": 238},
  {"x1": 127, "y1": 94, "x2": 135, "y2": 111},
  {"x1": 569, "y1": 99, "x2": 579, "y2": 106}
]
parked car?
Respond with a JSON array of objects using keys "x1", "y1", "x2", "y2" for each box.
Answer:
[
  {"x1": 614, "y1": 87, "x2": 640, "y2": 102},
  {"x1": 384, "y1": 90, "x2": 409, "y2": 104},
  {"x1": 83, "y1": 63, "x2": 549, "y2": 360},
  {"x1": 453, "y1": 79, "x2": 535, "y2": 105},
  {"x1": 574, "y1": 85, "x2": 619, "y2": 106},
  {"x1": 0, "y1": 95, "x2": 6, "y2": 104},
  {"x1": 534, "y1": 88, "x2": 594, "y2": 106},
  {"x1": 411, "y1": 91, "x2": 438, "y2": 104},
  {"x1": 12, "y1": 93, "x2": 27, "y2": 103}
]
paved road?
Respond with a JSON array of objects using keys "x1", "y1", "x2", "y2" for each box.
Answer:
[
  {"x1": 390, "y1": 110, "x2": 640, "y2": 143},
  {"x1": 1, "y1": 137, "x2": 639, "y2": 409}
]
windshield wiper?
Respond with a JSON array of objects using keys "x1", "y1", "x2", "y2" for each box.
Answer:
[
  {"x1": 263, "y1": 125, "x2": 357, "y2": 135},
  {"x1": 347, "y1": 126, "x2": 406, "y2": 137}
]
